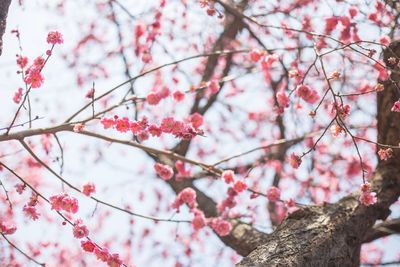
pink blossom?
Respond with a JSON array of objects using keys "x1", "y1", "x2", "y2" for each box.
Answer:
[
  {"x1": 100, "y1": 117, "x2": 115, "y2": 129},
  {"x1": 209, "y1": 218, "x2": 232, "y2": 236},
  {"x1": 73, "y1": 123, "x2": 85, "y2": 133},
  {"x1": 296, "y1": 84, "x2": 319, "y2": 104},
  {"x1": 73, "y1": 221, "x2": 89, "y2": 239},
  {"x1": 261, "y1": 54, "x2": 279, "y2": 69},
  {"x1": 16, "y1": 55, "x2": 28, "y2": 69},
  {"x1": 47, "y1": 31, "x2": 63, "y2": 44},
  {"x1": 379, "y1": 35, "x2": 390, "y2": 46},
  {"x1": 360, "y1": 182, "x2": 372, "y2": 192},
  {"x1": 94, "y1": 247, "x2": 110, "y2": 262},
  {"x1": 391, "y1": 100, "x2": 400, "y2": 112},
  {"x1": 13, "y1": 88, "x2": 23, "y2": 104},
  {"x1": 49, "y1": 193, "x2": 79, "y2": 213},
  {"x1": 173, "y1": 90, "x2": 185, "y2": 101},
  {"x1": 137, "y1": 130, "x2": 150, "y2": 141},
  {"x1": 325, "y1": 17, "x2": 338, "y2": 33},
  {"x1": 154, "y1": 163, "x2": 174, "y2": 180},
  {"x1": 359, "y1": 191, "x2": 377, "y2": 206},
  {"x1": 82, "y1": 182, "x2": 96, "y2": 196},
  {"x1": 81, "y1": 240, "x2": 96, "y2": 252},
  {"x1": 266, "y1": 186, "x2": 281, "y2": 202},
  {"x1": 24, "y1": 70, "x2": 44, "y2": 88},
  {"x1": 0, "y1": 222, "x2": 16, "y2": 235},
  {"x1": 188, "y1": 113, "x2": 203, "y2": 129},
  {"x1": 148, "y1": 124, "x2": 162, "y2": 137},
  {"x1": 85, "y1": 88, "x2": 95, "y2": 98},
  {"x1": 276, "y1": 90, "x2": 289, "y2": 108},
  {"x1": 179, "y1": 188, "x2": 197, "y2": 208},
  {"x1": 378, "y1": 148, "x2": 393, "y2": 161},
  {"x1": 233, "y1": 179, "x2": 247, "y2": 193},
  {"x1": 23, "y1": 205, "x2": 40, "y2": 220},
  {"x1": 146, "y1": 92, "x2": 161, "y2": 105},
  {"x1": 289, "y1": 153, "x2": 302, "y2": 169},
  {"x1": 160, "y1": 117, "x2": 175, "y2": 133},
  {"x1": 107, "y1": 253, "x2": 122, "y2": 267},
  {"x1": 249, "y1": 49, "x2": 266, "y2": 62},
  {"x1": 349, "y1": 6, "x2": 358, "y2": 18},
  {"x1": 208, "y1": 79, "x2": 220, "y2": 94},
  {"x1": 15, "y1": 183, "x2": 26, "y2": 194},
  {"x1": 191, "y1": 210, "x2": 206, "y2": 231},
  {"x1": 114, "y1": 117, "x2": 130, "y2": 133},
  {"x1": 222, "y1": 170, "x2": 235, "y2": 184}
]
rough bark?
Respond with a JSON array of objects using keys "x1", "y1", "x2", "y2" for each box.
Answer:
[
  {"x1": 237, "y1": 42, "x2": 400, "y2": 266},
  {"x1": 0, "y1": 0, "x2": 11, "y2": 56}
]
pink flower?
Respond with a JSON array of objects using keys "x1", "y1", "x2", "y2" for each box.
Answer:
[
  {"x1": 266, "y1": 186, "x2": 281, "y2": 202},
  {"x1": 23, "y1": 205, "x2": 40, "y2": 220},
  {"x1": 160, "y1": 117, "x2": 175, "y2": 133},
  {"x1": 82, "y1": 182, "x2": 96, "y2": 196},
  {"x1": 325, "y1": 17, "x2": 338, "y2": 33},
  {"x1": 277, "y1": 90, "x2": 289, "y2": 108},
  {"x1": 137, "y1": 130, "x2": 150, "y2": 141},
  {"x1": 191, "y1": 210, "x2": 206, "y2": 231},
  {"x1": 296, "y1": 84, "x2": 319, "y2": 104},
  {"x1": 15, "y1": 183, "x2": 26, "y2": 194},
  {"x1": 209, "y1": 218, "x2": 232, "y2": 236},
  {"x1": 24, "y1": 70, "x2": 44, "y2": 88},
  {"x1": 16, "y1": 55, "x2": 28, "y2": 69},
  {"x1": 379, "y1": 35, "x2": 390, "y2": 46},
  {"x1": 222, "y1": 170, "x2": 235, "y2": 184},
  {"x1": 208, "y1": 79, "x2": 220, "y2": 94},
  {"x1": 391, "y1": 100, "x2": 400, "y2": 112},
  {"x1": 173, "y1": 90, "x2": 185, "y2": 101},
  {"x1": 148, "y1": 124, "x2": 162, "y2": 137},
  {"x1": 0, "y1": 222, "x2": 16, "y2": 235},
  {"x1": 261, "y1": 54, "x2": 279, "y2": 69},
  {"x1": 359, "y1": 191, "x2": 377, "y2": 206},
  {"x1": 179, "y1": 188, "x2": 197, "y2": 208},
  {"x1": 289, "y1": 153, "x2": 302, "y2": 169},
  {"x1": 13, "y1": 88, "x2": 23, "y2": 104},
  {"x1": 94, "y1": 247, "x2": 110, "y2": 262},
  {"x1": 249, "y1": 49, "x2": 266, "y2": 62},
  {"x1": 49, "y1": 193, "x2": 79, "y2": 213},
  {"x1": 100, "y1": 117, "x2": 115, "y2": 129},
  {"x1": 154, "y1": 163, "x2": 174, "y2": 180},
  {"x1": 73, "y1": 220, "x2": 89, "y2": 239},
  {"x1": 114, "y1": 117, "x2": 130, "y2": 133},
  {"x1": 378, "y1": 148, "x2": 393, "y2": 161},
  {"x1": 47, "y1": 31, "x2": 63, "y2": 44},
  {"x1": 73, "y1": 123, "x2": 85, "y2": 133},
  {"x1": 146, "y1": 92, "x2": 161, "y2": 105},
  {"x1": 360, "y1": 182, "x2": 372, "y2": 192},
  {"x1": 188, "y1": 113, "x2": 203, "y2": 129},
  {"x1": 107, "y1": 253, "x2": 122, "y2": 267},
  {"x1": 233, "y1": 179, "x2": 247, "y2": 193},
  {"x1": 85, "y1": 88, "x2": 95, "y2": 98},
  {"x1": 349, "y1": 6, "x2": 358, "y2": 18},
  {"x1": 81, "y1": 240, "x2": 96, "y2": 252}
]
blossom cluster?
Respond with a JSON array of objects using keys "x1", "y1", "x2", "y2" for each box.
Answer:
[
  {"x1": 296, "y1": 84, "x2": 320, "y2": 104},
  {"x1": 171, "y1": 187, "x2": 233, "y2": 236},
  {"x1": 359, "y1": 182, "x2": 377, "y2": 206},
  {"x1": 23, "y1": 193, "x2": 40, "y2": 220},
  {"x1": 0, "y1": 221, "x2": 16, "y2": 235},
  {"x1": 49, "y1": 193, "x2": 79, "y2": 213},
  {"x1": 100, "y1": 115, "x2": 204, "y2": 141},
  {"x1": 80, "y1": 240, "x2": 122, "y2": 267}
]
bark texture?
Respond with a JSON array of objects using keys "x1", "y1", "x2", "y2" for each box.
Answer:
[
  {"x1": 237, "y1": 42, "x2": 400, "y2": 267},
  {"x1": 0, "y1": 0, "x2": 11, "y2": 56}
]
